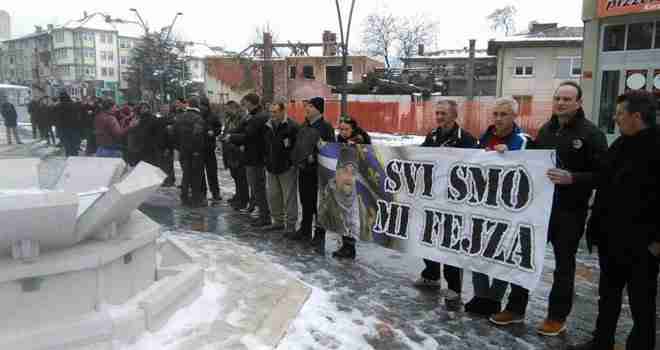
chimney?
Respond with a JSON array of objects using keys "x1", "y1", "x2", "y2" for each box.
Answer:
[
  {"x1": 322, "y1": 30, "x2": 338, "y2": 56},
  {"x1": 418, "y1": 44, "x2": 425, "y2": 56},
  {"x1": 263, "y1": 32, "x2": 273, "y2": 60},
  {"x1": 35, "y1": 26, "x2": 43, "y2": 33},
  {"x1": 47, "y1": 24, "x2": 54, "y2": 32}
]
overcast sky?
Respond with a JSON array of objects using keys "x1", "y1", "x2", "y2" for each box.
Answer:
[{"x1": 4, "y1": 0, "x2": 584, "y2": 52}]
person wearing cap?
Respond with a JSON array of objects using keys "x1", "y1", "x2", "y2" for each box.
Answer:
[
  {"x1": 290, "y1": 96, "x2": 336, "y2": 254},
  {"x1": 318, "y1": 145, "x2": 362, "y2": 260},
  {"x1": 413, "y1": 99, "x2": 477, "y2": 312},
  {"x1": 568, "y1": 90, "x2": 659, "y2": 350},
  {"x1": 263, "y1": 98, "x2": 299, "y2": 233},
  {"x1": 0, "y1": 95, "x2": 22, "y2": 145}
]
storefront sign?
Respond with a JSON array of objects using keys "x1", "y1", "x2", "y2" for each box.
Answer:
[{"x1": 598, "y1": 0, "x2": 660, "y2": 18}]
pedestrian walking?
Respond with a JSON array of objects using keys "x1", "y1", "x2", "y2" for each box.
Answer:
[
  {"x1": 412, "y1": 99, "x2": 477, "y2": 311},
  {"x1": 263, "y1": 98, "x2": 299, "y2": 234},
  {"x1": 0, "y1": 96, "x2": 22, "y2": 145},
  {"x1": 489, "y1": 82, "x2": 608, "y2": 337},
  {"x1": 568, "y1": 90, "x2": 659, "y2": 350}
]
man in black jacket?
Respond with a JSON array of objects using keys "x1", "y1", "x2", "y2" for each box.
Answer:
[
  {"x1": 413, "y1": 99, "x2": 477, "y2": 311},
  {"x1": 56, "y1": 91, "x2": 82, "y2": 157},
  {"x1": 490, "y1": 82, "x2": 608, "y2": 337},
  {"x1": 263, "y1": 98, "x2": 299, "y2": 233},
  {"x1": 0, "y1": 96, "x2": 22, "y2": 145},
  {"x1": 200, "y1": 96, "x2": 223, "y2": 202},
  {"x1": 289, "y1": 97, "x2": 336, "y2": 254},
  {"x1": 174, "y1": 97, "x2": 207, "y2": 208},
  {"x1": 569, "y1": 90, "x2": 659, "y2": 350},
  {"x1": 225, "y1": 93, "x2": 271, "y2": 227}
]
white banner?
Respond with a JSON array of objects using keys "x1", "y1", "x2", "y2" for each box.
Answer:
[{"x1": 318, "y1": 144, "x2": 556, "y2": 291}]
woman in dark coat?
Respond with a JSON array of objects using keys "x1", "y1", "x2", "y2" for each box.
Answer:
[{"x1": 0, "y1": 98, "x2": 22, "y2": 144}]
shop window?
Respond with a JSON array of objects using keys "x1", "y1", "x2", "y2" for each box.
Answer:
[
  {"x1": 599, "y1": 70, "x2": 620, "y2": 134},
  {"x1": 603, "y1": 25, "x2": 625, "y2": 52},
  {"x1": 513, "y1": 58, "x2": 534, "y2": 77},
  {"x1": 655, "y1": 22, "x2": 660, "y2": 49},
  {"x1": 289, "y1": 66, "x2": 297, "y2": 79},
  {"x1": 627, "y1": 22, "x2": 654, "y2": 50},
  {"x1": 303, "y1": 65, "x2": 315, "y2": 79}
]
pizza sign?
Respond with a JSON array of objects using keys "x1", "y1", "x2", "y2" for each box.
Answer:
[{"x1": 598, "y1": 0, "x2": 660, "y2": 18}]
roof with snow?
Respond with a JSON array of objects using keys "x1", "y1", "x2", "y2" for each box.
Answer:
[
  {"x1": 184, "y1": 43, "x2": 227, "y2": 59},
  {"x1": 487, "y1": 24, "x2": 583, "y2": 55},
  {"x1": 405, "y1": 49, "x2": 494, "y2": 61}
]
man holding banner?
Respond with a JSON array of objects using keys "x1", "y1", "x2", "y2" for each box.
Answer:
[
  {"x1": 466, "y1": 97, "x2": 533, "y2": 317},
  {"x1": 489, "y1": 82, "x2": 608, "y2": 337},
  {"x1": 413, "y1": 99, "x2": 477, "y2": 311}
]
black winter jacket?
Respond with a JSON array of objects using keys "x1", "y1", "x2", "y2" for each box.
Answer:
[
  {"x1": 228, "y1": 106, "x2": 268, "y2": 167},
  {"x1": 586, "y1": 127, "x2": 660, "y2": 256},
  {"x1": 264, "y1": 117, "x2": 299, "y2": 174},
  {"x1": 535, "y1": 108, "x2": 608, "y2": 211},
  {"x1": 421, "y1": 123, "x2": 477, "y2": 149}
]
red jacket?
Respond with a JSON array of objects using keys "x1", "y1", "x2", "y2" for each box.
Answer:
[{"x1": 95, "y1": 111, "x2": 130, "y2": 147}]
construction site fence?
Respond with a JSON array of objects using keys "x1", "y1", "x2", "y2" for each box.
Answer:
[{"x1": 287, "y1": 99, "x2": 553, "y2": 138}]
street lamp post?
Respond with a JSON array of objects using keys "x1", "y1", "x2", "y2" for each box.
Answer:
[{"x1": 335, "y1": 0, "x2": 356, "y2": 117}]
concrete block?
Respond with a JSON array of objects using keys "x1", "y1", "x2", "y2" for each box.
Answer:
[
  {"x1": 53, "y1": 157, "x2": 125, "y2": 193},
  {"x1": 0, "y1": 311, "x2": 113, "y2": 350},
  {"x1": 139, "y1": 264, "x2": 204, "y2": 332},
  {"x1": 158, "y1": 237, "x2": 197, "y2": 268},
  {"x1": 100, "y1": 242, "x2": 157, "y2": 306},
  {"x1": 74, "y1": 162, "x2": 166, "y2": 242},
  {"x1": 0, "y1": 158, "x2": 40, "y2": 189},
  {"x1": 0, "y1": 191, "x2": 79, "y2": 257},
  {"x1": 106, "y1": 306, "x2": 146, "y2": 345}
]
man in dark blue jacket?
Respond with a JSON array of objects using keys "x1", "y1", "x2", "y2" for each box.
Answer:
[
  {"x1": 413, "y1": 99, "x2": 477, "y2": 311},
  {"x1": 466, "y1": 97, "x2": 533, "y2": 317}
]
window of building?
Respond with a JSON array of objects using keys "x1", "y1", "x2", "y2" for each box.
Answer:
[
  {"x1": 289, "y1": 66, "x2": 297, "y2": 79},
  {"x1": 101, "y1": 67, "x2": 108, "y2": 76},
  {"x1": 120, "y1": 56, "x2": 128, "y2": 65},
  {"x1": 54, "y1": 31, "x2": 64, "y2": 43},
  {"x1": 513, "y1": 58, "x2": 534, "y2": 77},
  {"x1": 557, "y1": 58, "x2": 583, "y2": 78},
  {"x1": 603, "y1": 25, "x2": 626, "y2": 52},
  {"x1": 120, "y1": 39, "x2": 129, "y2": 49},
  {"x1": 326, "y1": 65, "x2": 353, "y2": 86},
  {"x1": 655, "y1": 21, "x2": 660, "y2": 49},
  {"x1": 303, "y1": 65, "x2": 315, "y2": 79},
  {"x1": 8, "y1": 42, "x2": 15, "y2": 49},
  {"x1": 108, "y1": 67, "x2": 115, "y2": 76},
  {"x1": 627, "y1": 22, "x2": 654, "y2": 50},
  {"x1": 9, "y1": 56, "x2": 14, "y2": 64}
]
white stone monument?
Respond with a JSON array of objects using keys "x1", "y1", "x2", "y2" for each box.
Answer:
[{"x1": 0, "y1": 158, "x2": 203, "y2": 349}]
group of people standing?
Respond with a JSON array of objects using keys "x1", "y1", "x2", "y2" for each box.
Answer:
[
  {"x1": 221, "y1": 93, "x2": 370, "y2": 259},
  {"x1": 412, "y1": 82, "x2": 657, "y2": 350}
]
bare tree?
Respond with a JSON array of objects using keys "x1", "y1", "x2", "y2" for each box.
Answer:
[
  {"x1": 361, "y1": 11, "x2": 398, "y2": 68},
  {"x1": 487, "y1": 5, "x2": 517, "y2": 36},
  {"x1": 397, "y1": 15, "x2": 438, "y2": 60}
]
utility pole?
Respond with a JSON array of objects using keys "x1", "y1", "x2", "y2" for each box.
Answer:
[
  {"x1": 262, "y1": 32, "x2": 274, "y2": 104},
  {"x1": 335, "y1": 0, "x2": 356, "y2": 117},
  {"x1": 466, "y1": 39, "x2": 476, "y2": 101}
]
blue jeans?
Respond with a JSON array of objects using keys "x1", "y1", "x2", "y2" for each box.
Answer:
[{"x1": 96, "y1": 146, "x2": 122, "y2": 158}]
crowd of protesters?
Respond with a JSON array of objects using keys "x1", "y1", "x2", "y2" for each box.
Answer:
[{"x1": 3, "y1": 82, "x2": 657, "y2": 349}]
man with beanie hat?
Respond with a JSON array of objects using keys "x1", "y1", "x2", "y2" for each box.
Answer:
[
  {"x1": 318, "y1": 145, "x2": 362, "y2": 260},
  {"x1": 290, "y1": 97, "x2": 335, "y2": 254}
]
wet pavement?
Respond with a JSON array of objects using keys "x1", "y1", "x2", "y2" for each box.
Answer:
[{"x1": 138, "y1": 160, "x2": 647, "y2": 350}]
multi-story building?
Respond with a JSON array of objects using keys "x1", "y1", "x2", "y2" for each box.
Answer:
[
  {"x1": 581, "y1": 0, "x2": 660, "y2": 137},
  {"x1": 487, "y1": 23, "x2": 583, "y2": 114},
  {"x1": 0, "y1": 13, "x2": 142, "y2": 101}
]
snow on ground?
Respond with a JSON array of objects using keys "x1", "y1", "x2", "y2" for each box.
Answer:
[{"x1": 120, "y1": 282, "x2": 226, "y2": 350}]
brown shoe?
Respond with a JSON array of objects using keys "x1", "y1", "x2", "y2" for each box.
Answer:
[
  {"x1": 537, "y1": 319, "x2": 566, "y2": 336},
  {"x1": 489, "y1": 311, "x2": 525, "y2": 326}
]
